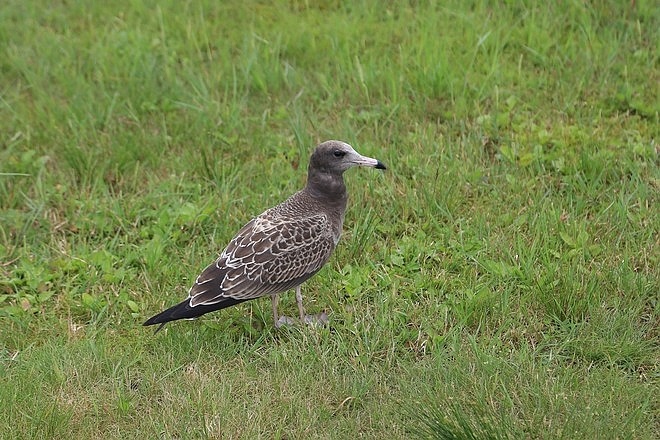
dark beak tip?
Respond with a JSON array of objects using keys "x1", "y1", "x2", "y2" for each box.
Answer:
[{"x1": 375, "y1": 160, "x2": 387, "y2": 170}]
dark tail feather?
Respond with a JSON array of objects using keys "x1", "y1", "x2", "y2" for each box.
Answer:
[{"x1": 143, "y1": 297, "x2": 249, "y2": 332}]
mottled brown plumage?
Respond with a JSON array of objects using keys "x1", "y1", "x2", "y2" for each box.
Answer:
[{"x1": 143, "y1": 140, "x2": 386, "y2": 331}]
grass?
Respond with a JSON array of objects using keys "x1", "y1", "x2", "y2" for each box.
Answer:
[{"x1": 1, "y1": 0, "x2": 658, "y2": 438}]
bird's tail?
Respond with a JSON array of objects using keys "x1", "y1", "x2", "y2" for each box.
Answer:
[{"x1": 143, "y1": 297, "x2": 248, "y2": 332}]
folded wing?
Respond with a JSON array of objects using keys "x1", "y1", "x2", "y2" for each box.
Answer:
[{"x1": 188, "y1": 212, "x2": 336, "y2": 307}]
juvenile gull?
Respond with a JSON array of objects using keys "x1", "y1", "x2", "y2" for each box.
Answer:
[{"x1": 143, "y1": 140, "x2": 386, "y2": 331}]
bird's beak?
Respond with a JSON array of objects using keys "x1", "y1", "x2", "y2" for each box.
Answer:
[{"x1": 352, "y1": 153, "x2": 387, "y2": 170}]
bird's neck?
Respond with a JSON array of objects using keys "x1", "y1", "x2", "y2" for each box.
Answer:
[{"x1": 305, "y1": 169, "x2": 348, "y2": 208}]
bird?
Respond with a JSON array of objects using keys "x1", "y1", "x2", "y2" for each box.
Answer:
[{"x1": 143, "y1": 140, "x2": 386, "y2": 331}]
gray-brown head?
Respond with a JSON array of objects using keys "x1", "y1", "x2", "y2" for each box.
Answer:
[
  {"x1": 306, "y1": 140, "x2": 386, "y2": 200},
  {"x1": 309, "y1": 140, "x2": 387, "y2": 173}
]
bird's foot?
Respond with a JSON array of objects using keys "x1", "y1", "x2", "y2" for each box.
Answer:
[
  {"x1": 275, "y1": 315, "x2": 297, "y2": 328},
  {"x1": 302, "y1": 311, "x2": 329, "y2": 326}
]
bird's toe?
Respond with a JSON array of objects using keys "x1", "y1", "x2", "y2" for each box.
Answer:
[
  {"x1": 275, "y1": 315, "x2": 297, "y2": 328},
  {"x1": 303, "y1": 311, "x2": 329, "y2": 326}
]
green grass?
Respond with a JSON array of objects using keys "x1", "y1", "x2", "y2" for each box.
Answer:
[{"x1": 1, "y1": 0, "x2": 658, "y2": 438}]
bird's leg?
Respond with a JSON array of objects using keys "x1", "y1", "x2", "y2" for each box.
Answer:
[
  {"x1": 271, "y1": 293, "x2": 279, "y2": 323},
  {"x1": 296, "y1": 285, "x2": 306, "y2": 321},
  {"x1": 297, "y1": 285, "x2": 330, "y2": 326},
  {"x1": 274, "y1": 286, "x2": 328, "y2": 328},
  {"x1": 273, "y1": 292, "x2": 295, "y2": 328}
]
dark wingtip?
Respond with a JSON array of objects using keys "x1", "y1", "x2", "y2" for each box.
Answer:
[
  {"x1": 143, "y1": 317, "x2": 167, "y2": 333},
  {"x1": 375, "y1": 160, "x2": 387, "y2": 170},
  {"x1": 143, "y1": 297, "x2": 250, "y2": 332},
  {"x1": 143, "y1": 315, "x2": 161, "y2": 326}
]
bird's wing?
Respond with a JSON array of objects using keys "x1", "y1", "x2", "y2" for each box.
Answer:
[{"x1": 188, "y1": 213, "x2": 335, "y2": 306}]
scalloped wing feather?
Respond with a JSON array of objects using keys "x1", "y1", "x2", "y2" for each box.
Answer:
[{"x1": 188, "y1": 213, "x2": 336, "y2": 307}]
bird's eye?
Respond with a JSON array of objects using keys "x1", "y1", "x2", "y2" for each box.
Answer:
[{"x1": 333, "y1": 150, "x2": 346, "y2": 158}]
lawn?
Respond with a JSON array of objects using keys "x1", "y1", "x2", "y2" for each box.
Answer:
[{"x1": 1, "y1": 1, "x2": 658, "y2": 438}]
